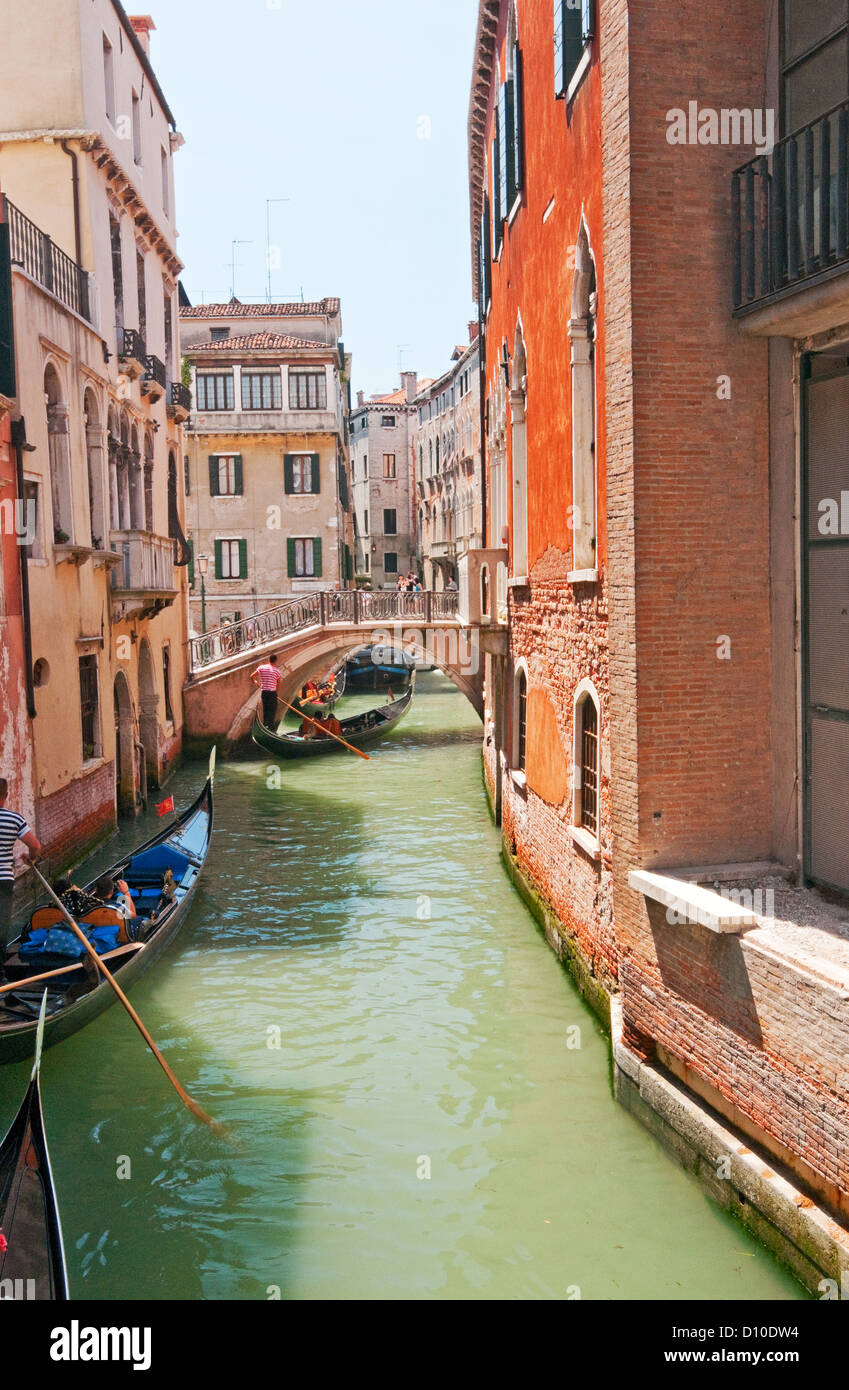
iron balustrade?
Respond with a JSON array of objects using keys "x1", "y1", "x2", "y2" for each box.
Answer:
[
  {"x1": 170, "y1": 381, "x2": 192, "y2": 411},
  {"x1": 733, "y1": 101, "x2": 849, "y2": 312},
  {"x1": 143, "y1": 355, "x2": 166, "y2": 389},
  {"x1": 122, "y1": 327, "x2": 147, "y2": 364},
  {"x1": 4, "y1": 196, "x2": 92, "y2": 322},
  {"x1": 188, "y1": 589, "x2": 460, "y2": 671}
]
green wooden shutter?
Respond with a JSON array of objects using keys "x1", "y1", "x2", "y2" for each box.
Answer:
[
  {"x1": 0, "y1": 218, "x2": 16, "y2": 399},
  {"x1": 287, "y1": 537, "x2": 296, "y2": 577},
  {"x1": 188, "y1": 538, "x2": 194, "y2": 587},
  {"x1": 564, "y1": 0, "x2": 584, "y2": 85},
  {"x1": 554, "y1": 0, "x2": 566, "y2": 97},
  {"x1": 214, "y1": 539, "x2": 223, "y2": 578},
  {"x1": 492, "y1": 109, "x2": 502, "y2": 252},
  {"x1": 312, "y1": 537, "x2": 322, "y2": 578},
  {"x1": 500, "y1": 81, "x2": 512, "y2": 216},
  {"x1": 513, "y1": 45, "x2": 525, "y2": 198},
  {"x1": 238, "y1": 538, "x2": 247, "y2": 578},
  {"x1": 310, "y1": 454, "x2": 321, "y2": 494},
  {"x1": 233, "y1": 454, "x2": 243, "y2": 495},
  {"x1": 209, "y1": 456, "x2": 220, "y2": 496},
  {"x1": 284, "y1": 454, "x2": 295, "y2": 494}
]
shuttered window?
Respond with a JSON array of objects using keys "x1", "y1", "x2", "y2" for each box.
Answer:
[
  {"x1": 556, "y1": 0, "x2": 594, "y2": 98},
  {"x1": 241, "y1": 371, "x2": 282, "y2": 410},
  {"x1": 383, "y1": 508, "x2": 397, "y2": 536},
  {"x1": 287, "y1": 537, "x2": 322, "y2": 577},
  {"x1": 383, "y1": 454, "x2": 396, "y2": 479},
  {"x1": 284, "y1": 453, "x2": 320, "y2": 494},
  {"x1": 492, "y1": 112, "x2": 502, "y2": 254},
  {"x1": 196, "y1": 372, "x2": 234, "y2": 411},
  {"x1": 214, "y1": 538, "x2": 247, "y2": 579},
  {"x1": 208, "y1": 454, "x2": 243, "y2": 496},
  {"x1": 511, "y1": 45, "x2": 525, "y2": 204}
]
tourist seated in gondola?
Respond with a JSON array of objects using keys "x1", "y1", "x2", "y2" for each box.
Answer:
[
  {"x1": 52, "y1": 875, "x2": 103, "y2": 919},
  {"x1": 93, "y1": 874, "x2": 137, "y2": 923},
  {"x1": 304, "y1": 712, "x2": 343, "y2": 740}
]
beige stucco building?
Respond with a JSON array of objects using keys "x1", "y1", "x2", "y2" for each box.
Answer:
[
  {"x1": 0, "y1": 4, "x2": 191, "y2": 867},
  {"x1": 180, "y1": 299, "x2": 353, "y2": 631},
  {"x1": 350, "y1": 374, "x2": 419, "y2": 587}
]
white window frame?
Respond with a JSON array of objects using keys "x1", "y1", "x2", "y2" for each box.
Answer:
[
  {"x1": 216, "y1": 455, "x2": 240, "y2": 497},
  {"x1": 510, "y1": 657, "x2": 530, "y2": 788},
  {"x1": 571, "y1": 677, "x2": 601, "y2": 857},
  {"x1": 219, "y1": 538, "x2": 243, "y2": 580},
  {"x1": 293, "y1": 537, "x2": 317, "y2": 577}
]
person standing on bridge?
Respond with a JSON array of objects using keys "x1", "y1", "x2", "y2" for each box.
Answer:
[{"x1": 251, "y1": 654, "x2": 284, "y2": 729}]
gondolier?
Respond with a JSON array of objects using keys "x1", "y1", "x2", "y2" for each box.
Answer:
[
  {"x1": 251, "y1": 654, "x2": 283, "y2": 729},
  {"x1": 0, "y1": 779, "x2": 41, "y2": 972}
]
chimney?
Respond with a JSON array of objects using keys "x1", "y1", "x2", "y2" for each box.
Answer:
[
  {"x1": 129, "y1": 15, "x2": 156, "y2": 55},
  {"x1": 468, "y1": 321, "x2": 480, "y2": 343},
  {"x1": 356, "y1": 390, "x2": 365, "y2": 408},
  {"x1": 401, "y1": 370, "x2": 418, "y2": 403}
]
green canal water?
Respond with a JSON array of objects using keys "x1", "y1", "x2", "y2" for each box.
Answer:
[{"x1": 1, "y1": 674, "x2": 805, "y2": 1300}]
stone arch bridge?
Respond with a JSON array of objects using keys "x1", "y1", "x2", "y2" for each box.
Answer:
[{"x1": 182, "y1": 588, "x2": 487, "y2": 750}]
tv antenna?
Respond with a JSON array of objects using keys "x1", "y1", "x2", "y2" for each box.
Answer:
[
  {"x1": 229, "y1": 240, "x2": 253, "y2": 299},
  {"x1": 266, "y1": 198, "x2": 291, "y2": 301}
]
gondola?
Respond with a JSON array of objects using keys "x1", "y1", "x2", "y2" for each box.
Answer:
[
  {"x1": 252, "y1": 680, "x2": 415, "y2": 758},
  {"x1": 0, "y1": 993, "x2": 69, "y2": 1299},
  {"x1": 294, "y1": 664, "x2": 347, "y2": 716},
  {"x1": 0, "y1": 753, "x2": 215, "y2": 1066}
]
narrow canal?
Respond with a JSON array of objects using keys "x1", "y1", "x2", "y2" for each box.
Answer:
[{"x1": 1, "y1": 674, "x2": 805, "y2": 1300}]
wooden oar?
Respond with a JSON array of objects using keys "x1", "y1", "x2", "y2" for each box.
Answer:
[
  {"x1": 30, "y1": 867, "x2": 228, "y2": 1139},
  {"x1": 276, "y1": 697, "x2": 372, "y2": 760},
  {"x1": 0, "y1": 942, "x2": 144, "y2": 996}
]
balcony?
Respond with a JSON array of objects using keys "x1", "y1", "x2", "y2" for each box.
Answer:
[
  {"x1": 430, "y1": 538, "x2": 457, "y2": 560},
  {"x1": 733, "y1": 101, "x2": 849, "y2": 326},
  {"x1": 4, "y1": 195, "x2": 93, "y2": 324},
  {"x1": 120, "y1": 328, "x2": 147, "y2": 379},
  {"x1": 168, "y1": 381, "x2": 192, "y2": 423},
  {"x1": 109, "y1": 530, "x2": 178, "y2": 619},
  {"x1": 458, "y1": 546, "x2": 509, "y2": 648},
  {"x1": 141, "y1": 354, "x2": 166, "y2": 402}
]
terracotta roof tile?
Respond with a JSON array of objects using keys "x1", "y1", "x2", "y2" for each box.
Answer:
[
  {"x1": 186, "y1": 331, "x2": 331, "y2": 353},
  {"x1": 180, "y1": 296, "x2": 340, "y2": 318}
]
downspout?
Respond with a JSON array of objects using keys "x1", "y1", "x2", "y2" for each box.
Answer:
[
  {"x1": 59, "y1": 139, "x2": 82, "y2": 267},
  {"x1": 10, "y1": 418, "x2": 36, "y2": 718}
]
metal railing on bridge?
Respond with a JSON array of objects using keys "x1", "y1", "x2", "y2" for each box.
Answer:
[{"x1": 188, "y1": 588, "x2": 460, "y2": 672}]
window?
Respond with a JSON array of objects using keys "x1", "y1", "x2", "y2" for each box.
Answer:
[
  {"x1": 214, "y1": 538, "x2": 247, "y2": 579},
  {"x1": 516, "y1": 668, "x2": 528, "y2": 771},
  {"x1": 781, "y1": 0, "x2": 848, "y2": 134},
  {"x1": 284, "y1": 453, "x2": 320, "y2": 494},
  {"x1": 287, "y1": 537, "x2": 322, "y2": 578},
  {"x1": 210, "y1": 327, "x2": 230, "y2": 342},
  {"x1": 383, "y1": 552, "x2": 398, "y2": 574},
  {"x1": 163, "y1": 290, "x2": 173, "y2": 379},
  {"x1": 384, "y1": 508, "x2": 397, "y2": 535},
  {"x1": 162, "y1": 646, "x2": 174, "y2": 724},
  {"x1": 289, "y1": 369, "x2": 327, "y2": 410},
  {"x1": 362, "y1": 455, "x2": 368, "y2": 477},
  {"x1": 209, "y1": 454, "x2": 243, "y2": 497},
  {"x1": 381, "y1": 415, "x2": 396, "y2": 427},
  {"x1": 242, "y1": 371, "x2": 282, "y2": 410},
  {"x1": 364, "y1": 510, "x2": 369, "y2": 534},
  {"x1": 161, "y1": 148, "x2": 169, "y2": 216},
  {"x1": 196, "y1": 372, "x2": 235, "y2": 411},
  {"x1": 79, "y1": 654, "x2": 101, "y2": 761},
  {"x1": 136, "y1": 251, "x2": 147, "y2": 344},
  {"x1": 184, "y1": 455, "x2": 190, "y2": 496},
  {"x1": 22, "y1": 478, "x2": 42, "y2": 560},
  {"x1": 383, "y1": 453, "x2": 396, "y2": 479},
  {"x1": 132, "y1": 90, "x2": 142, "y2": 164},
  {"x1": 579, "y1": 699, "x2": 598, "y2": 834},
  {"x1": 110, "y1": 213, "x2": 124, "y2": 335},
  {"x1": 103, "y1": 35, "x2": 115, "y2": 123}
]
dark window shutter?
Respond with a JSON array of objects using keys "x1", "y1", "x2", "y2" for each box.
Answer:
[
  {"x1": 554, "y1": 0, "x2": 566, "y2": 98},
  {"x1": 214, "y1": 538, "x2": 223, "y2": 579},
  {"x1": 209, "y1": 456, "x2": 220, "y2": 496},
  {"x1": 284, "y1": 454, "x2": 295, "y2": 494},
  {"x1": 233, "y1": 454, "x2": 243, "y2": 495},
  {"x1": 564, "y1": 1, "x2": 584, "y2": 85},
  {"x1": 287, "y1": 537, "x2": 296, "y2": 577},
  {"x1": 582, "y1": 0, "x2": 595, "y2": 42},
  {"x1": 492, "y1": 110, "x2": 502, "y2": 252},
  {"x1": 310, "y1": 454, "x2": 321, "y2": 494},
  {"x1": 188, "y1": 538, "x2": 194, "y2": 587},
  {"x1": 513, "y1": 46, "x2": 525, "y2": 198},
  {"x1": 500, "y1": 81, "x2": 512, "y2": 216},
  {"x1": 238, "y1": 538, "x2": 247, "y2": 578},
  {"x1": 0, "y1": 221, "x2": 16, "y2": 398},
  {"x1": 312, "y1": 537, "x2": 322, "y2": 578}
]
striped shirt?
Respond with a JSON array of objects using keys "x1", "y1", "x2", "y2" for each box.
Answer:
[
  {"x1": 0, "y1": 810, "x2": 29, "y2": 883},
  {"x1": 254, "y1": 664, "x2": 282, "y2": 692}
]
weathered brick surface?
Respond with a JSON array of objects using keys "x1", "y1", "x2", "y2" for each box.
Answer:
[{"x1": 38, "y1": 762, "x2": 116, "y2": 866}]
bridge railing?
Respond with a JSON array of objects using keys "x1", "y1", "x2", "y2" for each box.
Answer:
[{"x1": 188, "y1": 589, "x2": 460, "y2": 672}]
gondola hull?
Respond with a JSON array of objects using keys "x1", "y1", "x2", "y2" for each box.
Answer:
[
  {"x1": 0, "y1": 778, "x2": 213, "y2": 1066},
  {"x1": 252, "y1": 684, "x2": 414, "y2": 759}
]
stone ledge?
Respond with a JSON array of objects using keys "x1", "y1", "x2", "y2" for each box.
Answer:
[{"x1": 628, "y1": 868, "x2": 759, "y2": 933}]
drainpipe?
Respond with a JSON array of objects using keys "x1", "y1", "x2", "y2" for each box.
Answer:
[
  {"x1": 59, "y1": 140, "x2": 82, "y2": 267},
  {"x1": 10, "y1": 417, "x2": 36, "y2": 718},
  {"x1": 478, "y1": 323, "x2": 487, "y2": 546}
]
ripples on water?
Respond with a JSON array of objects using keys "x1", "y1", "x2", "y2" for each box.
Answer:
[{"x1": 0, "y1": 675, "x2": 805, "y2": 1300}]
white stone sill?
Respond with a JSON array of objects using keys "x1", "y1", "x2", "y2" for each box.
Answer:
[
  {"x1": 567, "y1": 568, "x2": 598, "y2": 584},
  {"x1": 565, "y1": 48, "x2": 592, "y2": 106},
  {"x1": 507, "y1": 576, "x2": 529, "y2": 588},
  {"x1": 509, "y1": 769, "x2": 527, "y2": 791},
  {"x1": 570, "y1": 825, "x2": 600, "y2": 861},
  {"x1": 628, "y1": 869, "x2": 759, "y2": 934}
]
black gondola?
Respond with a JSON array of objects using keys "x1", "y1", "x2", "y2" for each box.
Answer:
[
  {"x1": 252, "y1": 681, "x2": 415, "y2": 758},
  {"x1": 0, "y1": 993, "x2": 69, "y2": 1299},
  {"x1": 0, "y1": 753, "x2": 215, "y2": 1066}
]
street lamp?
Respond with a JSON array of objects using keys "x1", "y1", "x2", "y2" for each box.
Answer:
[{"x1": 196, "y1": 553, "x2": 210, "y2": 634}]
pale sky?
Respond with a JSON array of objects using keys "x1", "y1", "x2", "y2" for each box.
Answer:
[{"x1": 151, "y1": 0, "x2": 480, "y2": 397}]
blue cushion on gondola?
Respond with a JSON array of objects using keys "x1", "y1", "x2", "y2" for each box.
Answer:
[{"x1": 128, "y1": 845, "x2": 190, "y2": 877}]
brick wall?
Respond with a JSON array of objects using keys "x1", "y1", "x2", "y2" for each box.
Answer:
[{"x1": 38, "y1": 761, "x2": 116, "y2": 866}]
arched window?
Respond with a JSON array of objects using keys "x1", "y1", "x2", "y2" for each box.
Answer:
[
  {"x1": 129, "y1": 423, "x2": 143, "y2": 530},
  {"x1": 83, "y1": 387, "x2": 106, "y2": 548},
  {"x1": 107, "y1": 404, "x2": 120, "y2": 531},
  {"x1": 570, "y1": 219, "x2": 597, "y2": 575},
  {"x1": 143, "y1": 430, "x2": 154, "y2": 532},
  {"x1": 118, "y1": 411, "x2": 132, "y2": 530},
  {"x1": 44, "y1": 363, "x2": 73, "y2": 543},
  {"x1": 572, "y1": 679, "x2": 601, "y2": 844},
  {"x1": 514, "y1": 664, "x2": 528, "y2": 772}
]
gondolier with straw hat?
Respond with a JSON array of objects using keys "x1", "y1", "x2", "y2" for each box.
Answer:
[
  {"x1": 0, "y1": 778, "x2": 41, "y2": 981},
  {"x1": 251, "y1": 653, "x2": 283, "y2": 729}
]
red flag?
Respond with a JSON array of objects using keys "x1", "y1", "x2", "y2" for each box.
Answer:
[{"x1": 155, "y1": 796, "x2": 175, "y2": 817}]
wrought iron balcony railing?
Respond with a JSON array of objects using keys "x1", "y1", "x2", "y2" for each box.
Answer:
[
  {"x1": 121, "y1": 327, "x2": 147, "y2": 364},
  {"x1": 170, "y1": 381, "x2": 192, "y2": 411},
  {"x1": 143, "y1": 355, "x2": 166, "y2": 390},
  {"x1": 733, "y1": 100, "x2": 849, "y2": 313},
  {"x1": 4, "y1": 196, "x2": 92, "y2": 323}
]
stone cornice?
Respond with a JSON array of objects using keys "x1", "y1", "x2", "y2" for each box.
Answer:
[{"x1": 468, "y1": 0, "x2": 501, "y2": 300}]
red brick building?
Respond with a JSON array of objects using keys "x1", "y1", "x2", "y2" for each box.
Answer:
[{"x1": 471, "y1": 0, "x2": 849, "y2": 1274}]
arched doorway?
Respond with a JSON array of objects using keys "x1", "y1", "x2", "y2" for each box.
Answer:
[
  {"x1": 113, "y1": 670, "x2": 136, "y2": 816},
  {"x1": 137, "y1": 638, "x2": 160, "y2": 788}
]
